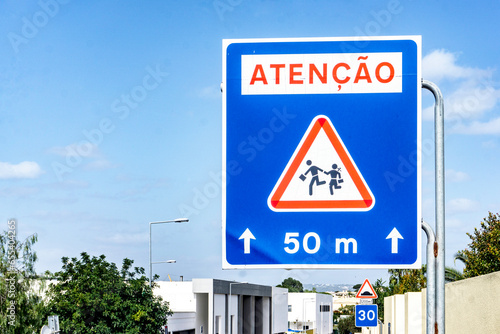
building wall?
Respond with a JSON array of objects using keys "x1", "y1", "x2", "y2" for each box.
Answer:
[
  {"x1": 228, "y1": 294, "x2": 239, "y2": 334},
  {"x1": 445, "y1": 271, "x2": 500, "y2": 333},
  {"x1": 156, "y1": 282, "x2": 196, "y2": 312},
  {"x1": 243, "y1": 295, "x2": 255, "y2": 334},
  {"x1": 382, "y1": 271, "x2": 500, "y2": 333},
  {"x1": 255, "y1": 296, "x2": 271, "y2": 334},
  {"x1": 383, "y1": 294, "x2": 405, "y2": 334},
  {"x1": 315, "y1": 293, "x2": 333, "y2": 334},
  {"x1": 288, "y1": 293, "x2": 333, "y2": 334},
  {"x1": 383, "y1": 296, "x2": 393, "y2": 334},
  {"x1": 272, "y1": 287, "x2": 289, "y2": 334},
  {"x1": 214, "y1": 294, "x2": 226, "y2": 334},
  {"x1": 404, "y1": 292, "x2": 421, "y2": 334},
  {"x1": 196, "y1": 293, "x2": 209, "y2": 334},
  {"x1": 157, "y1": 279, "x2": 289, "y2": 334},
  {"x1": 329, "y1": 294, "x2": 358, "y2": 312},
  {"x1": 168, "y1": 313, "x2": 196, "y2": 333},
  {"x1": 287, "y1": 293, "x2": 313, "y2": 330}
]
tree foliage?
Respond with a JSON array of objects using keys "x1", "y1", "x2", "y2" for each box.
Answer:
[
  {"x1": 44, "y1": 252, "x2": 172, "y2": 334},
  {"x1": 337, "y1": 315, "x2": 359, "y2": 334},
  {"x1": 337, "y1": 304, "x2": 354, "y2": 315},
  {"x1": 445, "y1": 266, "x2": 464, "y2": 282},
  {"x1": 457, "y1": 211, "x2": 500, "y2": 278},
  {"x1": 372, "y1": 278, "x2": 389, "y2": 322},
  {"x1": 276, "y1": 277, "x2": 303, "y2": 292},
  {"x1": 0, "y1": 227, "x2": 45, "y2": 334},
  {"x1": 388, "y1": 268, "x2": 426, "y2": 295}
]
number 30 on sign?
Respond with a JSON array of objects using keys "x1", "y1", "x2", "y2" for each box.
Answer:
[{"x1": 355, "y1": 304, "x2": 378, "y2": 327}]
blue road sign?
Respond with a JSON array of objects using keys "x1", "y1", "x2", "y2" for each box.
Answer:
[
  {"x1": 222, "y1": 36, "x2": 421, "y2": 269},
  {"x1": 355, "y1": 305, "x2": 378, "y2": 327}
]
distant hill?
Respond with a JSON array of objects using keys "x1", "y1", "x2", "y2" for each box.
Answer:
[{"x1": 303, "y1": 283, "x2": 356, "y2": 292}]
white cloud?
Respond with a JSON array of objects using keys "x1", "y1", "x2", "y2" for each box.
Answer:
[
  {"x1": 0, "y1": 161, "x2": 43, "y2": 179},
  {"x1": 422, "y1": 49, "x2": 500, "y2": 133},
  {"x1": 446, "y1": 79, "x2": 499, "y2": 121},
  {"x1": 422, "y1": 49, "x2": 477, "y2": 82}
]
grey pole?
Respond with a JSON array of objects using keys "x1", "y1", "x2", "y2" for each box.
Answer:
[
  {"x1": 149, "y1": 218, "x2": 189, "y2": 287},
  {"x1": 422, "y1": 220, "x2": 436, "y2": 334},
  {"x1": 422, "y1": 79, "x2": 445, "y2": 334}
]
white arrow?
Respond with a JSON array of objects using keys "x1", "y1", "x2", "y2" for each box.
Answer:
[
  {"x1": 386, "y1": 227, "x2": 403, "y2": 254},
  {"x1": 239, "y1": 228, "x2": 256, "y2": 254}
]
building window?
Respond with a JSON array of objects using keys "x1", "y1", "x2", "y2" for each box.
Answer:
[
  {"x1": 319, "y1": 305, "x2": 330, "y2": 312},
  {"x1": 288, "y1": 305, "x2": 292, "y2": 312}
]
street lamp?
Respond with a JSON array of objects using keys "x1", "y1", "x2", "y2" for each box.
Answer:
[
  {"x1": 151, "y1": 260, "x2": 176, "y2": 264},
  {"x1": 149, "y1": 218, "x2": 189, "y2": 287},
  {"x1": 228, "y1": 281, "x2": 248, "y2": 334}
]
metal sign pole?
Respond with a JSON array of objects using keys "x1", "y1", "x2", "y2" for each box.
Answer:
[
  {"x1": 422, "y1": 79, "x2": 445, "y2": 334},
  {"x1": 422, "y1": 220, "x2": 436, "y2": 334}
]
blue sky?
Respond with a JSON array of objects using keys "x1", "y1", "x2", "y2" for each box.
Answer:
[{"x1": 1, "y1": 0, "x2": 499, "y2": 286}]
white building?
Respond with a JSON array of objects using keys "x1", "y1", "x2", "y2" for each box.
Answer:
[
  {"x1": 327, "y1": 290, "x2": 358, "y2": 312},
  {"x1": 154, "y1": 279, "x2": 289, "y2": 334},
  {"x1": 272, "y1": 287, "x2": 289, "y2": 334},
  {"x1": 287, "y1": 293, "x2": 333, "y2": 334}
]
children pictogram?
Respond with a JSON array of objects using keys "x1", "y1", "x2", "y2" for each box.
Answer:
[
  {"x1": 300, "y1": 162, "x2": 344, "y2": 196},
  {"x1": 325, "y1": 164, "x2": 343, "y2": 195},
  {"x1": 268, "y1": 115, "x2": 375, "y2": 212},
  {"x1": 303, "y1": 160, "x2": 326, "y2": 196}
]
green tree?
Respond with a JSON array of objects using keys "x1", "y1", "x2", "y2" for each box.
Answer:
[
  {"x1": 445, "y1": 266, "x2": 464, "y2": 282},
  {"x1": 454, "y1": 251, "x2": 468, "y2": 266},
  {"x1": 0, "y1": 227, "x2": 45, "y2": 333},
  {"x1": 457, "y1": 211, "x2": 500, "y2": 278},
  {"x1": 372, "y1": 278, "x2": 389, "y2": 322},
  {"x1": 337, "y1": 315, "x2": 359, "y2": 334},
  {"x1": 388, "y1": 268, "x2": 426, "y2": 295},
  {"x1": 388, "y1": 264, "x2": 464, "y2": 293},
  {"x1": 333, "y1": 310, "x2": 340, "y2": 324},
  {"x1": 338, "y1": 304, "x2": 354, "y2": 315},
  {"x1": 276, "y1": 277, "x2": 303, "y2": 292},
  {"x1": 44, "y1": 252, "x2": 172, "y2": 334}
]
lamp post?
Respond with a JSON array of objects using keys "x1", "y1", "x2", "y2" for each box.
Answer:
[
  {"x1": 228, "y1": 281, "x2": 248, "y2": 334},
  {"x1": 149, "y1": 218, "x2": 189, "y2": 287},
  {"x1": 151, "y1": 260, "x2": 176, "y2": 264}
]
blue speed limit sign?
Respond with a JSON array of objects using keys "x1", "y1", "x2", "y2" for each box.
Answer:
[{"x1": 355, "y1": 304, "x2": 378, "y2": 327}]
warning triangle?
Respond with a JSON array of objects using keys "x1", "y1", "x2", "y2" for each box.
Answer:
[
  {"x1": 356, "y1": 279, "x2": 378, "y2": 299},
  {"x1": 268, "y1": 115, "x2": 374, "y2": 212}
]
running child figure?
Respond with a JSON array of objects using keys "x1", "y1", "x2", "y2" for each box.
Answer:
[
  {"x1": 324, "y1": 164, "x2": 343, "y2": 195},
  {"x1": 304, "y1": 160, "x2": 326, "y2": 196}
]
